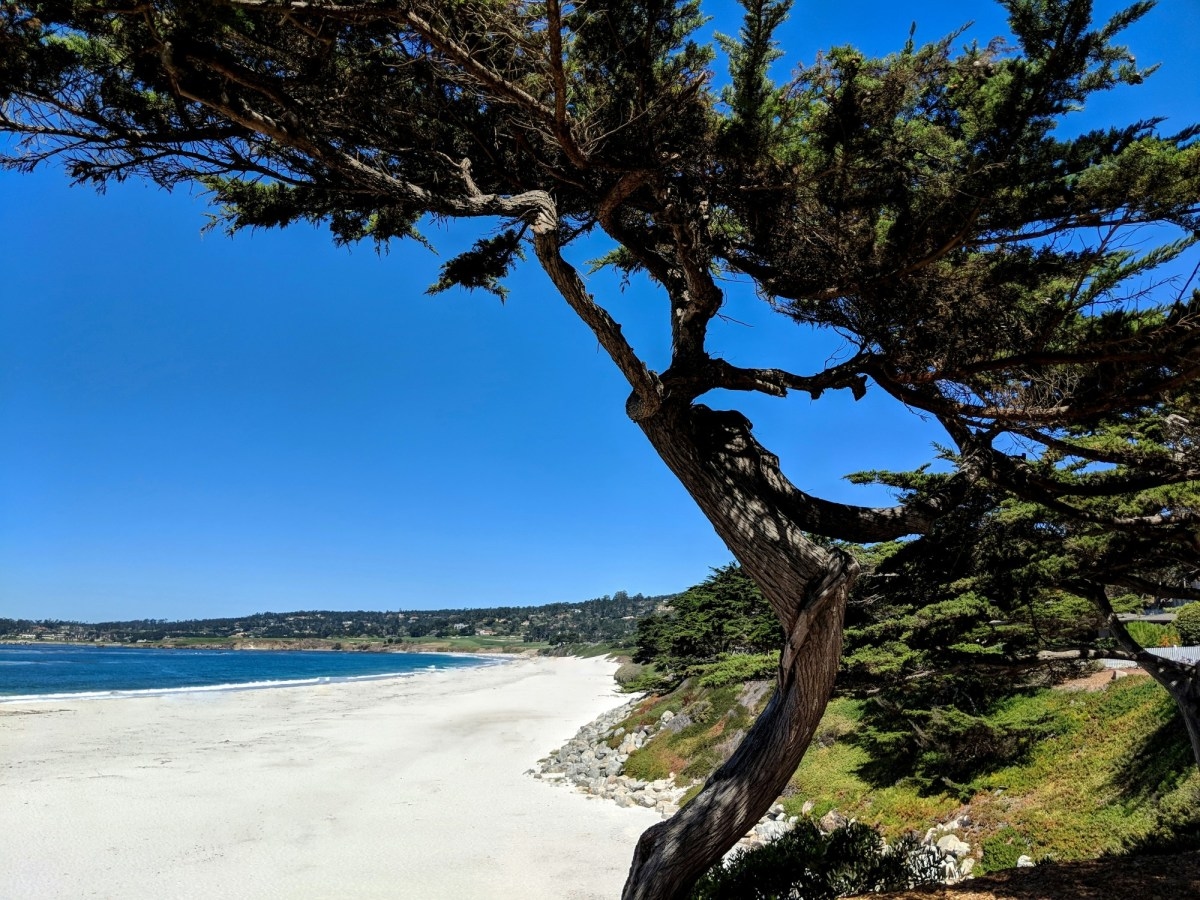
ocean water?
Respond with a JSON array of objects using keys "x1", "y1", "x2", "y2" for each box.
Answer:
[{"x1": 0, "y1": 642, "x2": 488, "y2": 700}]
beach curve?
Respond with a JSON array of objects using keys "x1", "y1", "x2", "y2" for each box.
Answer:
[{"x1": 0, "y1": 655, "x2": 660, "y2": 899}]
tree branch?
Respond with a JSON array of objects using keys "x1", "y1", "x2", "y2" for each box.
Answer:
[
  {"x1": 212, "y1": 0, "x2": 559, "y2": 123},
  {"x1": 703, "y1": 355, "x2": 870, "y2": 401},
  {"x1": 529, "y1": 201, "x2": 662, "y2": 416}
]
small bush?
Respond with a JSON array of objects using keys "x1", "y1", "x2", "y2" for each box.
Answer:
[
  {"x1": 622, "y1": 669, "x2": 676, "y2": 693},
  {"x1": 1175, "y1": 603, "x2": 1200, "y2": 645},
  {"x1": 614, "y1": 661, "x2": 650, "y2": 686},
  {"x1": 695, "y1": 652, "x2": 780, "y2": 687},
  {"x1": 1125, "y1": 620, "x2": 1181, "y2": 648},
  {"x1": 859, "y1": 693, "x2": 1066, "y2": 794},
  {"x1": 623, "y1": 737, "x2": 687, "y2": 782},
  {"x1": 980, "y1": 825, "x2": 1030, "y2": 873},
  {"x1": 690, "y1": 820, "x2": 942, "y2": 900},
  {"x1": 685, "y1": 698, "x2": 715, "y2": 725}
]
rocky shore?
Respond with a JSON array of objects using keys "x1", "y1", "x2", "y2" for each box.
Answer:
[
  {"x1": 532, "y1": 695, "x2": 983, "y2": 881},
  {"x1": 529, "y1": 698, "x2": 689, "y2": 816}
]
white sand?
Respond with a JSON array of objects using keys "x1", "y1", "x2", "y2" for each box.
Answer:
[{"x1": 0, "y1": 655, "x2": 661, "y2": 899}]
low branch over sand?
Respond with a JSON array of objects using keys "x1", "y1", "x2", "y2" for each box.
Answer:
[{"x1": 2, "y1": 656, "x2": 660, "y2": 898}]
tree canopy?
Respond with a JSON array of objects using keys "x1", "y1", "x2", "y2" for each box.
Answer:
[
  {"x1": 3, "y1": 1, "x2": 1198, "y2": 895},
  {"x1": 633, "y1": 563, "x2": 781, "y2": 685},
  {"x1": 3, "y1": 1, "x2": 1197, "y2": 518}
]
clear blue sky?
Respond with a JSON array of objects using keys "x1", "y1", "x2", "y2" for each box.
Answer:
[{"x1": 1, "y1": 1, "x2": 1196, "y2": 622}]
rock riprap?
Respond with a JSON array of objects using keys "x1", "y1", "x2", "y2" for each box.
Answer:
[{"x1": 530, "y1": 700, "x2": 689, "y2": 816}]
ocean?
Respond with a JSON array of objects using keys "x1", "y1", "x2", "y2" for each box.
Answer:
[{"x1": 0, "y1": 642, "x2": 488, "y2": 700}]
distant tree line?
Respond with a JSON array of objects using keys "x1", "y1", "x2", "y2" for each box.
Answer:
[{"x1": 0, "y1": 591, "x2": 673, "y2": 646}]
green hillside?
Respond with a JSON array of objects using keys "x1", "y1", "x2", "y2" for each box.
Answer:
[{"x1": 614, "y1": 673, "x2": 1200, "y2": 874}]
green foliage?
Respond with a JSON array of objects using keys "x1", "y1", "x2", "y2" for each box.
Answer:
[
  {"x1": 426, "y1": 229, "x2": 525, "y2": 300},
  {"x1": 620, "y1": 681, "x2": 766, "y2": 786},
  {"x1": 695, "y1": 652, "x2": 779, "y2": 688},
  {"x1": 840, "y1": 491, "x2": 1085, "y2": 788},
  {"x1": 979, "y1": 825, "x2": 1031, "y2": 873},
  {"x1": 622, "y1": 742, "x2": 680, "y2": 783},
  {"x1": 622, "y1": 667, "x2": 678, "y2": 694},
  {"x1": 857, "y1": 692, "x2": 1068, "y2": 797},
  {"x1": 1129, "y1": 774, "x2": 1200, "y2": 854},
  {"x1": 634, "y1": 564, "x2": 781, "y2": 683},
  {"x1": 807, "y1": 680, "x2": 1199, "y2": 865},
  {"x1": 690, "y1": 820, "x2": 941, "y2": 900},
  {"x1": 1125, "y1": 620, "x2": 1182, "y2": 648},
  {"x1": 614, "y1": 660, "x2": 651, "y2": 687},
  {"x1": 843, "y1": 402, "x2": 1200, "y2": 779},
  {"x1": 715, "y1": 0, "x2": 793, "y2": 163},
  {"x1": 616, "y1": 667, "x2": 1200, "y2": 869},
  {"x1": 1175, "y1": 604, "x2": 1200, "y2": 645}
]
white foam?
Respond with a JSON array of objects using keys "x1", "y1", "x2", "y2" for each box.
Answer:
[{"x1": 0, "y1": 665, "x2": 496, "y2": 704}]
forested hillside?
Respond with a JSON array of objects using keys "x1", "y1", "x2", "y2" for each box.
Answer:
[{"x1": 0, "y1": 590, "x2": 672, "y2": 646}]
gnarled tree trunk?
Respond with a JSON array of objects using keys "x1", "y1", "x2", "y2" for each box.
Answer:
[{"x1": 620, "y1": 403, "x2": 863, "y2": 900}]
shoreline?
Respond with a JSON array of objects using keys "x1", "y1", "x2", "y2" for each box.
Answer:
[
  {"x1": 0, "y1": 637, "x2": 531, "y2": 653},
  {"x1": 0, "y1": 659, "x2": 506, "y2": 705},
  {"x1": 1, "y1": 655, "x2": 660, "y2": 898},
  {"x1": 0, "y1": 643, "x2": 496, "y2": 705}
]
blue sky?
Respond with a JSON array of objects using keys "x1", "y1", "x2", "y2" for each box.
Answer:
[{"x1": 2, "y1": 1, "x2": 1197, "y2": 621}]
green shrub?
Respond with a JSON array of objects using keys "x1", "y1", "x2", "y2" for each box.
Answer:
[
  {"x1": 634, "y1": 564, "x2": 781, "y2": 679},
  {"x1": 623, "y1": 735, "x2": 684, "y2": 782},
  {"x1": 980, "y1": 826, "x2": 1030, "y2": 873},
  {"x1": 614, "y1": 661, "x2": 650, "y2": 686},
  {"x1": 1125, "y1": 620, "x2": 1182, "y2": 648},
  {"x1": 695, "y1": 652, "x2": 780, "y2": 687},
  {"x1": 1175, "y1": 603, "x2": 1200, "y2": 645},
  {"x1": 690, "y1": 821, "x2": 942, "y2": 900},
  {"x1": 622, "y1": 669, "x2": 676, "y2": 693}
]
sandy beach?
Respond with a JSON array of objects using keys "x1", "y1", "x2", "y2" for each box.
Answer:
[{"x1": 1, "y1": 655, "x2": 661, "y2": 899}]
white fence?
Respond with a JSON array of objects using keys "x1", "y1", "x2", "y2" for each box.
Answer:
[{"x1": 1102, "y1": 646, "x2": 1200, "y2": 668}]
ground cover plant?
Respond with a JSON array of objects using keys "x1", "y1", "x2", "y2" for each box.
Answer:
[{"x1": 617, "y1": 675, "x2": 1200, "y2": 876}]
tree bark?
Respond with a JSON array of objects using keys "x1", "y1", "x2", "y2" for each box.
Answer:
[{"x1": 621, "y1": 403, "x2": 862, "y2": 900}]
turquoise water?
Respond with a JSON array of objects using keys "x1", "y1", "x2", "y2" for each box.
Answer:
[{"x1": 0, "y1": 642, "x2": 487, "y2": 699}]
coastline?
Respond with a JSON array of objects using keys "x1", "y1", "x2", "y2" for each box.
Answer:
[
  {"x1": 0, "y1": 637, "x2": 527, "y2": 653},
  {"x1": 0, "y1": 642, "x2": 498, "y2": 703},
  {"x1": 1, "y1": 655, "x2": 660, "y2": 899}
]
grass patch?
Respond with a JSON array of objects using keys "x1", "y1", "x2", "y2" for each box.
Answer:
[
  {"x1": 612, "y1": 671, "x2": 1200, "y2": 870},
  {"x1": 966, "y1": 678, "x2": 1197, "y2": 863},
  {"x1": 787, "y1": 721, "x2": 959, "y2": 836},
  {"x1": 546, "y1": 641, "x2": 628, "y2": 658}
]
